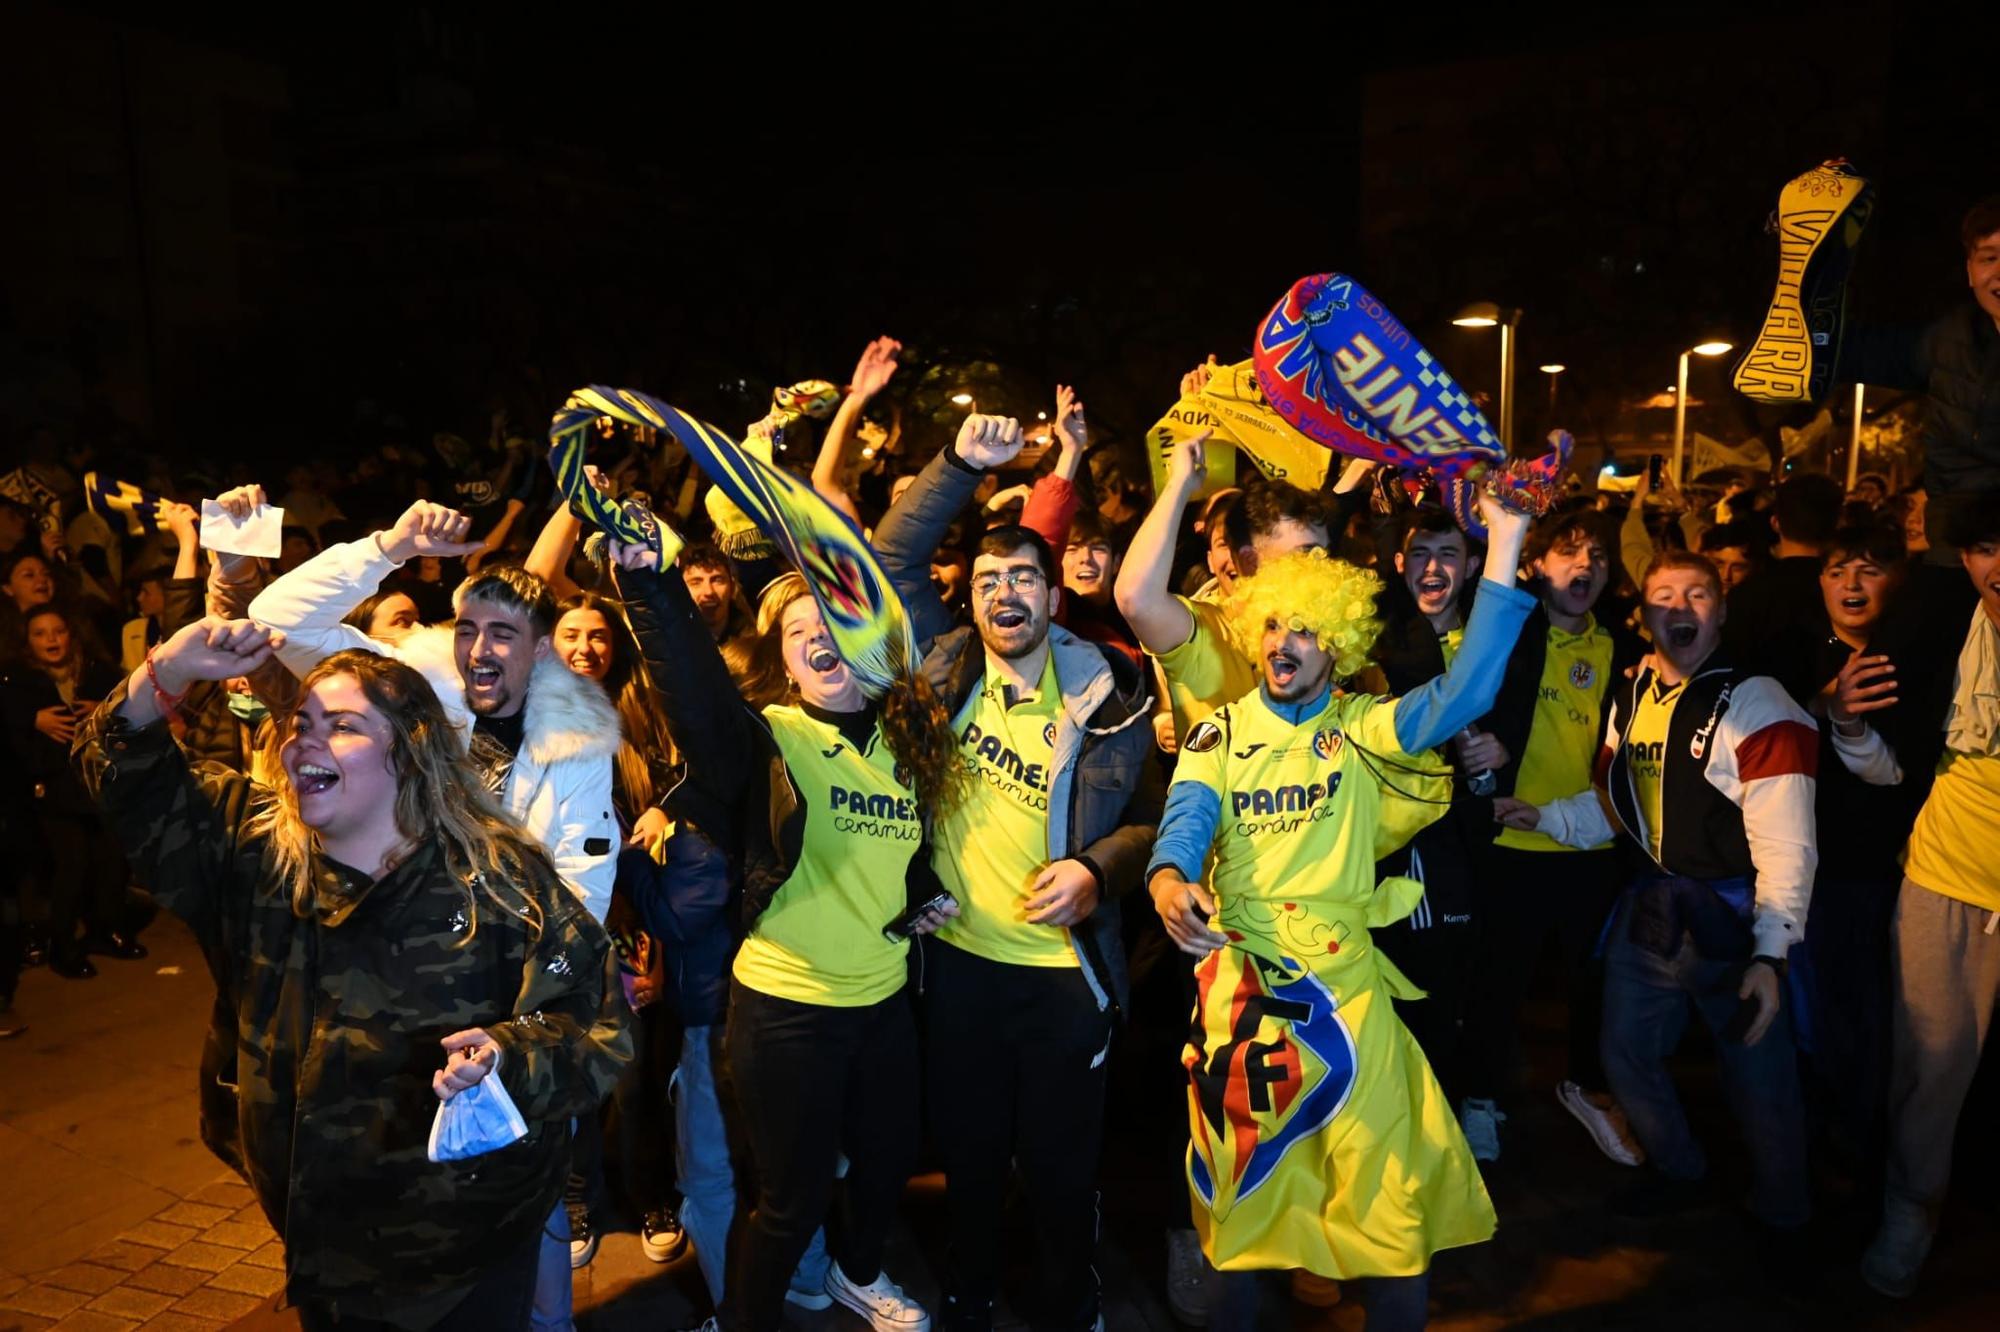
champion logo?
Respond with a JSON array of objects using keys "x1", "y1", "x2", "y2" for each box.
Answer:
[{"x1": 1043, "y1": 722, "x2": 1057, "y2": 747}]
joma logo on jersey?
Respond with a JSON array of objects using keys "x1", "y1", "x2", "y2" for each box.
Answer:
[
  {"x1": 829, "y1": 788, "x2": 918, "y2": 821},
  {"x1": 1231, "y1": 773, "x2": 1343, "y2": 817}
]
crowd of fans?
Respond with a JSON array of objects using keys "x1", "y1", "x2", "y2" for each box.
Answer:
[{"x1": 0, "y1": 201, "x2": 1995, "y2": 1331}]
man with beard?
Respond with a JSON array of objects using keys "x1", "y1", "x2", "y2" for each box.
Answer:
[
  {"x1": 1143, "y1": 491, "x2": 1533, "y2": 1330},
  {"x1": 874, "y1": 414, "x2": 1161, "y2": 1332},
  {"x1": 1495, "y1": 550, "x2": 1818, "y2": 1264},
  {"x1": 1448, "y1": 506, "x2": 1646, "y2": 1165}
]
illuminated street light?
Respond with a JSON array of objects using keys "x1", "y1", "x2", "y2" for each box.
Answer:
[
  {"x1": 1453, "y1": 302, "x2": 1522, "y2": 447},
  {"x1": 1672, "y1": 339, "x2": 1734, "y2": 483},
  {"x1": 1540, "y1": 364, "x2": 1566, "y2": 418},
  {"x1": 950, "y1": 391, "x2": 975, "y2": 407}
]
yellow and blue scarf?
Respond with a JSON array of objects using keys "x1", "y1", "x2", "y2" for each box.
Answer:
[
  {"x1": 83, "y1": 472, "x2": 171, "y2": 537},
  {"x1": 549, "y1": 386, "x2": 913, "y2": 699}
]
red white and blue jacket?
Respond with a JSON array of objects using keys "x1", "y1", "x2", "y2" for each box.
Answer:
[{"x1": 1532, "y1": 659, "x2": 1819, "y2": 959}]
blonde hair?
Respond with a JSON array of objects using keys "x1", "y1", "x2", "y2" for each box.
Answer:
[
  {"x1": 1225, "y1": 548, "x2": 1386, "y2": 679},
  {"x1": 247, "y1": 649, "x2": 549, "y2": 939}
]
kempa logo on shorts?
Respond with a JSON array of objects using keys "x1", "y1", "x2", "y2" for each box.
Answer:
[
  {"x1": 1569, "y1": 659, "x2": 1596, "y2": 690},
  {"x1": 1185, "y1": 721, "x2": 1223, "y2": 753}
]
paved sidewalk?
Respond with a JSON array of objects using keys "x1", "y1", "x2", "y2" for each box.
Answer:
[{"x1": 6, "y1": 913, "x2": 2000, "y2": 1330}]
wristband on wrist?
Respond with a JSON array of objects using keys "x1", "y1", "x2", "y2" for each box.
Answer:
[{"x1": 144, "y1": 648, "x2": 188, "y2": 716}]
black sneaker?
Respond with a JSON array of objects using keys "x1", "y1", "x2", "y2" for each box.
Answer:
[
  {"x1": 641, "y1": 1203, "x2": 688, "y2": 1264},
  {"x1": 567, "y1": 1198, "x2": 598, "y2": 1269}
]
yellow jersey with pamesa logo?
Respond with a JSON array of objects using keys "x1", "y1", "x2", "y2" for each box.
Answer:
[
  {"x1": 1169, "y1": 685, "x2": 1493, "y2": 1277},
  {"x1": 934, "y1": 655, "x2": 1079, "y2": 968},
  {"x1": 732, "y1": 704, "x2": 926, "y2": 1007},
  {"x1": 1495, "y1": 617, "x2": 1616, "y2": 852}
]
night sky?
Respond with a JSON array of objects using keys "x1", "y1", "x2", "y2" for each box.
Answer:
[{"x1": 3, "y1": 7, "x2": 1993, "y2": 478}]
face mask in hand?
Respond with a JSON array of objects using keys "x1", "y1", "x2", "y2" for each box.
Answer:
[{"x1": 226, "y1": 692, "x2": 270, "y2": 725}]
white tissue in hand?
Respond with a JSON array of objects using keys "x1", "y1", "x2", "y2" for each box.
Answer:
[{"x1": 199, "y1": 498, "x2": 285, "y2": 558}]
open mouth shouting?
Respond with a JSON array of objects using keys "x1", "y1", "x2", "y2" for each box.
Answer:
[
  {"x1": 1266, "y1": 651, "x2": 1301, "y2": 688},
  {"x1": 1661, "y1": 620, "x2": 1700, "y2": 650},
  {"x1": 1415, "y1": 573, "x2": 1450, "y2": 605},
  {"x1": 988, "y1": 602, "x2": 1030, "y2": 632},
  {"x1": 294, "y1": 761, "x2": 340, "y2": 796},
  {"x1": 807, "y1": 644, "x2": 842, "y2": 675},
  {"x1": 466, "y1": 662, "x2": 504, "y2": 696}
]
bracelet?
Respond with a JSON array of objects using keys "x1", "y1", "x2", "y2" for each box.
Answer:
[{"x1": 144, "y1": 649, "x2": 188, "y2": 715}]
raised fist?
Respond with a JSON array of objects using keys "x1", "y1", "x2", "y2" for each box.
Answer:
[
  {"x1": 378, "y1": 501, "x2": 480, "y2": 565},
  {"x1": 953, "y1": 414, "x2": 1025, "y2": 471}
]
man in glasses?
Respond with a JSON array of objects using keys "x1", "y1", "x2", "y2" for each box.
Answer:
[{"x1": 875, "y1": 413, "x2": 1161, "y2": 1332}]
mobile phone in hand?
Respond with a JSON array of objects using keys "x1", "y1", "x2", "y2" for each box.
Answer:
[
  {"x1": 1647, "y1": 454, "x2": 1665, "y2": 488},
  {"x1": 883, "y1": 890, "x2": 956, "y2": 942}
]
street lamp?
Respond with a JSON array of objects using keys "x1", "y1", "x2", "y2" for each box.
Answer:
[
  {"x1": 1539, "y1": 364, "x2": 1566, "y2": 420},
  {"x1": 1453, "y1": 302, "x2": 1523, "y2": 448},
  {"x1": 1672, "y1": 340, "x2": 1734, "y2": 483},
  {"x1": 950, "y1": 392, "x2": 975, "y2": 407}
]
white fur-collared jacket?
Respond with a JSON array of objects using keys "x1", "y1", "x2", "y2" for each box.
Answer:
[{"x1": 248, "y1": 537, "x2": 621, "y2": 921}]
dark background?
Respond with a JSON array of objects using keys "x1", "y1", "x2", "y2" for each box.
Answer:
[{"x1": 2, "y1": 6, "x2": 1993, "y2": 478}]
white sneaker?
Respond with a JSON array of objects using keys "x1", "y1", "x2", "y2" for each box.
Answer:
[
  {"x1": 826, "y1": 1265, "x2": 931, "y2": 1332},
  {"x1": 1860, "y1": 1198, "x2": 1933, "y2": 1299},
  {"x1": 1459, "y1": 1097, "x2": 1506, "y2": 1162},
  {"x1": 1555, "y1": 1081, "x2": 1645, "y2": 1167},
  {"x1": 1165, "y1": 1228, "x2": 1215, "y2": 1325}
]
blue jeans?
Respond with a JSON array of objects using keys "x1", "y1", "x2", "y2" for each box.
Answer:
[
  {"x1": 531, "y1": 1197, "x2": 572, "y2": 1332},
  {"x1": 673, "y1": 1022, "x2": 828, "y2": 1306},
  {"x1": 1600, "y1": 899, "x2": 1810, "y2": 1227}
]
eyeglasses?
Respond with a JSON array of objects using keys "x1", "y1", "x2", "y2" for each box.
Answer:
[{"x1": 971, "y1": 569, "x2": 1046, "y2": 597}]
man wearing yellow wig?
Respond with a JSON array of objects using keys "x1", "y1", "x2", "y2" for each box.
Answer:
[{"x1": 1146, "y1": 491, "x2": 1532, "y2": 1332}]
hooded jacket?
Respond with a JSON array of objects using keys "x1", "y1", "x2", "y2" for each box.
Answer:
[
  {"x1": 875, "y1": 447, "x2": 1163, "y2": 1014},
  {"x1": 248, "y1": 538, "x2": 622, "y2": 921}
]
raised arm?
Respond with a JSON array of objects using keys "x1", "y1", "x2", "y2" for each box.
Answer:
[
  {"x1": 1388, "y1": 496, "x2": 1536, "y2": 753},
  {"x1": 813, "y1": 337, "x2": 900, "y2": 526},
  {"x1": 1021, "y1": 384, "x2": 1088, "y2": 552},
  {"x1": 78, "y1": 617, "x2": 285, "y2": 949},
  {"x1": 249, "y1": 500, "x2": 483, "y2": 679},
  {"x1": 873, "y1": 414, "x2": 1026, "y2": 650},
  {"x1": 465, "y1": 498, "x2": 528, "y2": 575},
  {"x1": 609, "y1": 545, "x2": 759, "y2": 832},
  {"x1": 1114, "y1": 430, "x2": 1209, "y2": 653}
]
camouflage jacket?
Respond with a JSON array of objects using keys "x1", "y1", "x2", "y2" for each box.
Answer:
[{"x1": 75, "y1": 688, "x2": 633, "y2": 1319}]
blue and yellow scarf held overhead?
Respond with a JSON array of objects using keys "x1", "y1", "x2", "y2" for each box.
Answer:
[
  {"x1": 548, "y1": 386, "x2": 915, "y2": 700},
  {"x1": 83, "y1": 472, "x2": 173, "y2": 537}
]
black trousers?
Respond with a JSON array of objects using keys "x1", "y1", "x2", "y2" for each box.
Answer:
[
  {"x1": 1375, "y1": 907, "x2": 1476, "y2": 1102},
  {"x1": 723, "y1": 980, "x2": 920, "y2": 1332},
  {"x1": 40, "y1": 811, "x2": 129, "y2": 950},
  {"x1": 1462, "y1": 844, "x2": 1622, "y2": 1103},
  {"x1": 924, "y1": 939, "x2": 1112, "y2": 1332}
]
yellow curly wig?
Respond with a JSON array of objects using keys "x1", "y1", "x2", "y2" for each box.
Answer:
[{"x1": 1225, "y1": 548, "x2": 1385, "y2": 679}]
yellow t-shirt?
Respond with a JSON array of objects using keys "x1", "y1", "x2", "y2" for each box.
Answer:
[
  {"x1": 1156, "y1": 592, "x2": 1258, "y2": 739},
  {"x1": 1904, "y1": 749, "x2": 2000, "y2": 912},
  {"x1": 1621, "y1": 675, "x2": 1683, "y2": 866},
  {"x1": 934, "y1": 656, "x2": 1078, "y2": 967},
  {"x1": 1438, "y1": 627, "x2": 1464, "y2": 669},
  {"x1": 732, "y1": 705, "x2": 925, "y2": 1006},
  {"x1": 1496, "y1": 618, "x2": 1616, "y2": 852},
  {"x1": 1175, "y1": 689, "x2": 1441, "y2": 913}
]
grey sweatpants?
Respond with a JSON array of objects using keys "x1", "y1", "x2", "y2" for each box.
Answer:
[{"x1": 1885, "y1": 878, "x2": 2000, "y2": 1218}]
